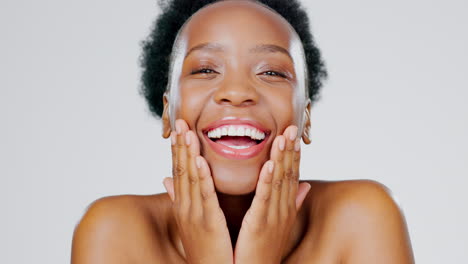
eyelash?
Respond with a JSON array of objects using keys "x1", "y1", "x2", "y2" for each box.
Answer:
[
  {"x1": 262, "y1": 70, "x2": 287, "y2": 78},
  {"x1": 191, "y1": 67, "x2": 287, "y2": 78},
  {"x1": 191, "y1": 67, "x2": 216, "y2": 75}
]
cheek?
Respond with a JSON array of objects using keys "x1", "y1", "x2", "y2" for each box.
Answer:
[
  {"x1": 265, "y1": 86, "x2": 297, "y2": 127},
  {"x1": 176, "y1": 81, "x2": 210, "y2": 127}
]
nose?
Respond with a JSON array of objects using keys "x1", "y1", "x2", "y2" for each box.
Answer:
[{"x1": 213, "y1": 74, "x2": 259, "y2": 107}]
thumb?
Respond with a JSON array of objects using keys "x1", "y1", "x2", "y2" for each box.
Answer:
[
  {"x1": 163, "y1": 177, "x2": 175, "y2": 202},
  {"x1": 295, "y1": 182, "x2": 311, "y2": 211}
]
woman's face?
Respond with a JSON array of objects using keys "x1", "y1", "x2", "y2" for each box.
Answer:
[{"x1": 163, "y1": 0, "x2": 310, "y2": 195}]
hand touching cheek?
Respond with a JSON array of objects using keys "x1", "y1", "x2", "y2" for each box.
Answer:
[
  {"x1": 234, "y1": 126, "x2": 311, "y2": 264},
  {"x1": 163, "y1": 119, "x2": 233, "y2": 264}
]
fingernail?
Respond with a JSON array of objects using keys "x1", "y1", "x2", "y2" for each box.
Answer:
[
  {"x1": 175, "y1": 121, "x2": 181, "y2": 135},
  {"x1": 185, "y1": 131, "x2": 191, "y2": 145},
  {"x1": 170, "y1": 132, "x2": 176, "y2": 145},
  {"x1": 294, "y1": 139, "x2": 301, "y2": 151},
  {"x1": 196, "y1": 156, "x2": 202, "y2": 169},
  {"x1": 268, "y1": 161, "x2": 274, "y2": 173},
  {"x1": 289, "y1": 126, "x2": 298, "y2": 141},
  {"x1": 279, "y1": 137, "x2": 285, "y2": 151}
]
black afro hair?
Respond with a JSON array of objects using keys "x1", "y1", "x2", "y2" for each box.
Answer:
[{"x1": 140, "y1": 0, "x2": 327, "y2": 117}]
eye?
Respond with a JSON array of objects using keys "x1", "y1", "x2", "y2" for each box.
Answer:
[
  {"x1": 191, "y1": 67, "x2": 217, "y2": 75},
  {"x1": 262, "y1": 70, "x2": 288, "y2": 78}
]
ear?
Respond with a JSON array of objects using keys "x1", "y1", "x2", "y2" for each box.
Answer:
[
  {"x1": 162, "y1": 93, "x2": 171, "y2": 138},
  {"x1": 302, "y1": 100, "x2": 312, "y2": 144}
]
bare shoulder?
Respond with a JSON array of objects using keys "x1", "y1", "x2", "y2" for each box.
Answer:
[
  {"x1": 71, "y1": 193, "x2": 180, "y2": 264},
  {"x1": 298, "y1": 180, "x2": 414, "y2": 264}
]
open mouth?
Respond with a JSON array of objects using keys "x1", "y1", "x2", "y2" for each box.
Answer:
[
  {"x1": 203, "y1": 123, "x2": 270, "y2": 159},
  {"x1": 206, "y1": 125, "x2": 266, "y2": 149}
]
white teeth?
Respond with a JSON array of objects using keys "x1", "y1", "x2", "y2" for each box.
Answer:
[
  {"x1": 208, "y1": 128, "x2": 221, "y2": 139},
  {"x1": 207, "y1": 125, "x2": 266, "y2": 140},
  {"x1": 228, "y1": 145, "x2": 249, "y2": 149},
  {"x1": 257, "y1": 131, "x2": 264, "y2": 140},
  {"x1": 237, "y1": 127, "x2": 245, "y2": 136},
  {"x1": 228, "y1": 126, "x2": 236, "y2": 136},
  {"x1": 253, "y1": 131, "x2": 259, "y2": 140},
  {"x1": 254, "y1": 131, "x2": 260, "y2": 140}
]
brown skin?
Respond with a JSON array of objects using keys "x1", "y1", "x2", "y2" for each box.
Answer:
[
  {"x1": 71, "y1": 1, "x2": 415, "y2": 263},
  {"x1": 167, "y1": 0, "x2": 305, "y2": 196},
  {"x1": 163, "y1": 120, "x2": 310, "y2": 263}
]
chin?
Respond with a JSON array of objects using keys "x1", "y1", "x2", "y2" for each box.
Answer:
[
  {"x1": 198, "y1": 117, "x2": 274, "y2": 195},
  {"x1": 209, "y1": 161, "x2": 262, "y2": 195}
]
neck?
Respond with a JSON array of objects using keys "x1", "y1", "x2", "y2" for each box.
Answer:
[{"x1": 217, "y1": 191, "x2": 255, "y2": 246}]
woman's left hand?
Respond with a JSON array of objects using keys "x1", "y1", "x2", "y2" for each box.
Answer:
[{"x1": 234, "y1": 125, "x2": 311, "y2": 264}]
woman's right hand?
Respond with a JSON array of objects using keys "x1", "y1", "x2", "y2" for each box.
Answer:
[{"x1": 163, "y1": 119, "x2": 233, "y2": 264}]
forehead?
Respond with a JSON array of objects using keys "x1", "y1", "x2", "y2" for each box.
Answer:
[{"x1": 178, "y1": 0, "x2": 296, "y2": 52}]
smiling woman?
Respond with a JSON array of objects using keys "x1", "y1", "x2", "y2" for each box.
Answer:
[{"x1": 71, "y1": 0, "x2": 415, "y2": 263}]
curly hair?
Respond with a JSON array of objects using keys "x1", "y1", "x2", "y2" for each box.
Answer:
[{"x1": 140, "y1": 0, "x2": 327, "y2": 118}]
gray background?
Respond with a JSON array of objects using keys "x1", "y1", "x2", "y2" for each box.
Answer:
[{"x1": 1, "y1": 0, "x2": 467, "y2": 263}]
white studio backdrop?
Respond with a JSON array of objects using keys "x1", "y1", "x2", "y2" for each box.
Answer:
[{"x1": 1, "y1": 0, "x2": 467, "y2": 263}]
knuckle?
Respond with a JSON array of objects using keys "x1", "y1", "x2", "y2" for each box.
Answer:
[
  {"x1": 294, "y1": 152, "x2": 301, "y2": 161},
  {"x1": 285, "y1": 168, "x2": 294, "y2": 180},
  {"x1": 188, "y1": 149, "x2": 198, "y2": 157},
  {"x1": 176, "y1": 138, "x2": 185, "y2": 147},
  {"x1": 198, "y1": 172, "x2": 207, "y2": 180},
  {"x1": 258, "y1": 193, "x2": 270, "y2": 203},
  {"x1": 262, "y1": 176, "x2": 273, "y2": 184},
  {"x1": 188, "y1": 174, "x2": 198, "y2": 184},
  {"x1": 174, "y1": 142, "x2": 184, "y2": 149},
  {"x1": 273, "y1": 179, "x2": 283, "y2": 190},
  {"x1": 201, "y1": 189, "x2": 215, "y2": 201},
  {"x1": 173, "y1": 163, "x2": 185, "y2": 177},
  {"x1": 293, "y1": 171, "x2": 299, "y2": 181},
  {"x1": 277, "y1": 154, "x2": 284, "y2": 162}
]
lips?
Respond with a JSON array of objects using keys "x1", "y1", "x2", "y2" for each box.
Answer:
[{"x1": 202, "y1": 117, "x2": 271, "y2": 160}]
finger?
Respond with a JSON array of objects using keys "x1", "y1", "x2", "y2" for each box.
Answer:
[
  {"x1": 197, "y1": 156, "x2": 222, "y2": 218},
  {"x1": 290, "y1": 138, "x2": 301, "y2": 207},
  {"x1": 268, "y1": 135, "x2": 285, "y2": 220},
  {"x1": 295, "y1": 182, "x2": 311, "y2": 211},
  {"x1": 249, "y1": 160, "x2": 274, "y2": 221},
  {"x1": 281, "y1": 126, "x2": 298, "y2": 216},
  {"x1": 163, "y1": 177, "x2": 175, "y2": 202},
  {"x1": 186, "y1": 130, "x2": 202, "y2": 215},
  {"x1": 174, "y1": 120, "x2": 189, "y2": 205},
  {"x1": 170, "y1": 131, "x2": 180, "y2": 202}
]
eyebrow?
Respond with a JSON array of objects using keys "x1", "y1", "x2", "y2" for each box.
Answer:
[
  {"x1": 184, "y1": 42, "x2": 292, "y2": 60},
  {"x1": 249, "y1": 44, "x2": 292, "y2": 60},
  {"x1": 184, "y1": 43, "x2": 225, "y2": 59}
]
